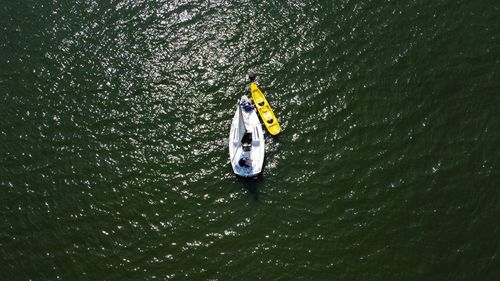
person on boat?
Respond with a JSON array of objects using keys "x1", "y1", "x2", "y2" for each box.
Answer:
[
  {"x1": 241, "y1": 98, "x2": 254, "y2": 112},
  {"x1": 238, "y1": 157, "x2": 252, "y2": 168}
]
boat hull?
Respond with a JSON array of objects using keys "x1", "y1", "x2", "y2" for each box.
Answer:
[{"x1": 228, "y1": 96, "x2": 265, "y2": 177}]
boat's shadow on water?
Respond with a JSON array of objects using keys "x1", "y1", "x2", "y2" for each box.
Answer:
[
  {"x1": 235, "y1": 175, "x2": 264, "y2": 201},
  {"x1": 234, "y1": 133, "x2": 279, "y2": 201},
  {"x1": 230, "y1": 132, "x2": 279, "y2": 201}
]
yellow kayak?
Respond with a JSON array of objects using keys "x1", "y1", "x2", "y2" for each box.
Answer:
[{"x1": 250, "y1": 82, "x2": 281, "y2": 136}]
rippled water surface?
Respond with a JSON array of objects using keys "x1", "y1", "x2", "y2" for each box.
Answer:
[{"x1": 1, "y1": 0, "x2": 499, "y2": 279}]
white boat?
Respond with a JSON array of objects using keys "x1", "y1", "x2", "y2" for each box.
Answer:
[{"x1": 228, "y1": 96, "x2": 265, "y2": 177}]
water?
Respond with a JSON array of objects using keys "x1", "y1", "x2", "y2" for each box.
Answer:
[{"x1": 1, "y1": 0, "x2": 499, "y2": 279}]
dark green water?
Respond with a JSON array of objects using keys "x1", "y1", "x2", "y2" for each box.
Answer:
[{"x1": 1, "y1": 0, "x2": 499, "y2": 280}]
